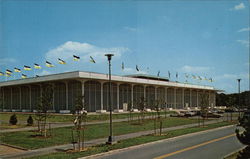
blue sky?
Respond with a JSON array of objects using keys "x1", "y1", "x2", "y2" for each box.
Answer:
[{"x1": 0, "y1": 0, "x2": 249, "y2": 94}]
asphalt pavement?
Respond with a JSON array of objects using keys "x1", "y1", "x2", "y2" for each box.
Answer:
[{"x1": 86, "y1": 125, "x2": 244, "y2": 159}]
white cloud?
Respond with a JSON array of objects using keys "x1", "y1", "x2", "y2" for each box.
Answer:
[
  {"x1": 238, "y1": 27, "x2": 250, "y2": 32},
  {"x1": 46, "y1": 41, "x2": 129, "y2": 63},
  {"x1": 37, "y1": 70, "x2": 52, "y2": 76},
  {"x1": 123, "y1": 26, "x2": 137, "y2": 32},
  {"x1": 180, "y1": 65, "x2": 211, "y2": 73},
  {"x1": 123, "y1": 67, "x2": 147, "y2": 74},
  {"x1": 231, "y1": 3, "x2": 245, "y2": 11},
  {"x1": 215, "y1": 73, "x2": 249, "y2": 81},
  {"x1": 237, "y1": 40, "x2": 250, "y2": 47},
  {"x1": 0, "y1": 58, "x2": 16, "y2": 66}
]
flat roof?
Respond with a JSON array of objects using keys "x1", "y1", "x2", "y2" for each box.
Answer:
[
  {"x1": 125, "y1": 74, "x2": 169, "y2": 82},
  {"x1": 0, "y1": 71, "x2": 216, "y2": 91}
]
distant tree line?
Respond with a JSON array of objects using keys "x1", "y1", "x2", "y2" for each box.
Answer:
[{"x1": 216, "y1": 91, "x2": 250, "y2": 108}]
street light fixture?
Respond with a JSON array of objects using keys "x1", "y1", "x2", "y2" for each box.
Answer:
[{"x1": 105, "y1": 53, "x2": 115, "y2": 144}]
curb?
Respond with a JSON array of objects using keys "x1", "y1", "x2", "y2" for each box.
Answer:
[
  {"x1": 223, "y1": 146, "x2": 246, "y2": 159},
  {"x1": 79, "y1": 124, "x2": 235, "y2": 159}
]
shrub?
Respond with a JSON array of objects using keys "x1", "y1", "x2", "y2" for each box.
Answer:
[
  {"x1": 9, "y1": 114, "x2": 18, "y2": 125},
  {"x1": 27, "y1": 115, "x2": 34, "y2": 126}
]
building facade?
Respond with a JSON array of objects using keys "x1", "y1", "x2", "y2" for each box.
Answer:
[{"x1": 0, "y1": 71, "x2": 217, "y2": 113}]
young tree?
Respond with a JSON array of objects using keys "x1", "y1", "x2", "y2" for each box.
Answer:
[
  {"x1": 35, "y1": 84, "x2": 54, "y2": 137},
  {"x1": 71, "y1": 95, "x2": 87, "y2": 151},
  {"x1": 137, "y1": 97, "x2": 146, "y2": 124},
  {"x1": 153, "y1": 100, "x2": 163, "y2": 135},
  {"x1": 235, "y1": 111, "x2": 250, "y2": 158},
  {"x1": 199, "y1": 93, "x2": 209, "y2": 127}
]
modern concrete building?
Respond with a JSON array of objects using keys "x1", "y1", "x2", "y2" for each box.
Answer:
[{"x1": 0, "y1": 71, "x2": 217, "y2": 113}]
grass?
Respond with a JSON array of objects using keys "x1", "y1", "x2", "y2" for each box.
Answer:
[
  {"x1": 27, "y1": 122, "x2": 234, "y2": 159},
  {"x1": 0, "y1": 111, "x2": 175, "y2": 125},
  {"x1": 224, "y1": 152, "x2": 238, "y2": 159},
  {"x1": 1, "y1": 117, "x2": 196, "y2": 149}
]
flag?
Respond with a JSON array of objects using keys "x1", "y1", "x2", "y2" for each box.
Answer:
[
  {"x1": 24, "y1": 65, "x2": 31, "y2": 71},
  {"x1": 176, "y1": 72, "x2": 178, "y2": 79},
  {"x1": 46, "y1": 61, "x2": 54, "y2": 67},
  {"x1": 34, "y1": 63, "x2": 41, "y2": 69},
  {"x1": 168, "y1": 71, "x2": 171, "y2": 79},
  {"x1": 0, "y1": 72, "x2": 4, "y2": 76},
  {"x1": 58, "y1": 58, "x2": 66, "y2": 64},
  {"x1": 14, "y1": 68, "x2": 21, "y2": 72},
  {"x1": 157, "y1": 71, "x2": 160, "y2": 77},
  {"x1": 90, "y1": 56, "x2": 96, "y2": 63},
  {"x1": 73, "y1": 55, "x2": 80, "y2": 61},
  {"x1": 122, "y1": 62, "x2": 124, "y2": 70},
  {"x1": 136, "y1": 65, "x2": 139, "y2": 71},
  {"x1": 21, "y1": 74, "x2": 27, "y2": 79},
  {"x1": 6, "y1": 69, "x2": 12, "y2": 75}
]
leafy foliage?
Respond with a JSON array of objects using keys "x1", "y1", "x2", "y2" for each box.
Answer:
[
  {"x1": 216, "y1": 91, "x2": 250, "y2": 108},
  {"x1": 236, "y1": 110, "x2": 250, "y2": 159},
  {"x1": 27, "y1": 115, "x2": 34, "y2": 126},
  {"x1": 9, "y1": 114, "x2": 18, "y2": 125}
]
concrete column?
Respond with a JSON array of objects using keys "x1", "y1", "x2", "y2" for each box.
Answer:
[
  {"x1": 10, "y1": 87, "x2": 13, "y2": 111},
  {"x1": 117, "y1": 83, "x2": 120, "y2": 110},
  {"x1": 81, "y1": 80, "x2": 85, "y2": 107},
  {"x1": 208, "y1": 91, "x2": 211, "y2": 107},
  {"x1": 143, "y1": 85, "x2": 146, "y2": 99},
  {"x1": 190, "y1": 89, "x2": 192, "y2": 107},
  {"x1": 155, "y1": 86, "x2": 157, "y2": 100},
  {"x1": 100, "y1": 82, "x2": 104, "y2": 110},
  {"x1": 131, "y1": 84, "x2": 134, "y2": 109},
  {"x1": 196, "y1": 90, "x2": 199, "y2": 107},
  {"x1": 214, "y1": 92, "x2": 216, "y2": 107},
  {"x1": 165, "y1": 87, "x2": 168, "y2": 108},
  {"x1": 52, "y1": 83, "x2": 55, "y2": 111},
  {"x1": 174, "y1": 88, "x2": 176, "y2": 109},
  {"x1": 19, "y1": 87, "x2": 22, "y2": 110},
  {"x1": 65, "y1": 81, "x2": 69, "y2": 110},
  {"x1": 29, "y1": 85, "x2": 32, "y2": 111},
  {"x1": 182, "y1": 88, "x2": 185, "y2": 108}
]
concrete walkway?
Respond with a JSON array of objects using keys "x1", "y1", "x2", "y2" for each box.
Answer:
[{"x1": 0, "y1": 119, "x2": 227, "y2": 159}]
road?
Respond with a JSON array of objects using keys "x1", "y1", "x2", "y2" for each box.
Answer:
[{"x1": 89, "y1": 125, "x2": 244, "y2": 159}]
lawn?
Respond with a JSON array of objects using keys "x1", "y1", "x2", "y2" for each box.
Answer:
[
  {"x1": 0, "y1": 111, "x2": 174, "y2": 124},
  {"x1": 1, "y1": 117, "x2": 196, "y2": 149},
  {"x1": 27, "y1": 122, "x2": 234, "y2": 159}
]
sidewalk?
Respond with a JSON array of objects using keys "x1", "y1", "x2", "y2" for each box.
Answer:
[{"x1": 0, "y1": 119, "x2": 225, "y2": 159}]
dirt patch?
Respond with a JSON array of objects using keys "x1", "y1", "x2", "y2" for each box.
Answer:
[{"x1": 0, "y1": 144, "x2": 26, "y2": 156}]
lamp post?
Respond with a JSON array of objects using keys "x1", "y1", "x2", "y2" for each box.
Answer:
[
  {"x1": 237, "y1": 79, "x2": 241, "y2": 116},
  {"x1": 105, "y1": 53, "x2": 114, "y2": 144}
]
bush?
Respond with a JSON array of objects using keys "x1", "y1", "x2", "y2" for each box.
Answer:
[
  {"x1": 27, "y1": 115, "x2": 33, "y2": 126},
  {"x1": 9, "y1": 114, "x2": 18, "y2": 125}
]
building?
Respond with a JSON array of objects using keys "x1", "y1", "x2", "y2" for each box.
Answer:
[{"x1": 0, "y1": 71, "x2": 217, "y2": 113}]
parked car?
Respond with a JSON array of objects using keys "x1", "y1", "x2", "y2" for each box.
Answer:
[
  {"x1": 184, "y1": 111, "x2": 196, "y2": 117},
  {"x1": 170, "y1": 111, "x2": 186, "y2": 117}
]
